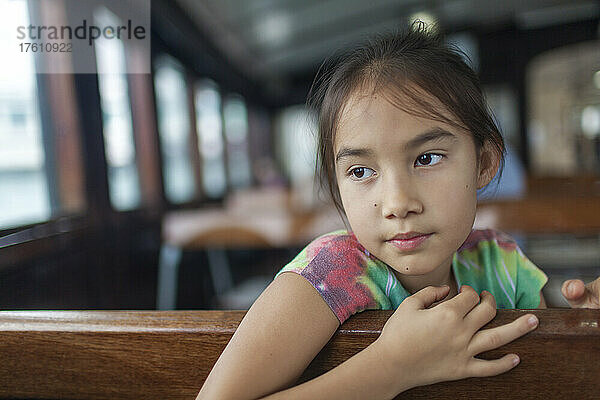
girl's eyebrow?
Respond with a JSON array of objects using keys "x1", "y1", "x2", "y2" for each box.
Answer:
[
  {"x1": 335, "y1": 128, "x2": 457, "y2": 164},
  {"x1": 335, "y1": 147, "x2": 374, "y2": 163},
  {"x1": 405, "y1": 127, "x2": 458, "y2": 150}
]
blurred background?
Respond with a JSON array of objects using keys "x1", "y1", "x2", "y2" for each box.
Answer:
[{"x1": 0, "y1": 0, "x2": 599, "y2": 310}]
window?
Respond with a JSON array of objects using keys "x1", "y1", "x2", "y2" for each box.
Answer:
[
  {"x1": 275, "y1": 105, "x2": 318, "y2": 208},
  {"x1": 528, "y1": 40, "x2": 600, "y2": 174},
  {"x1": 0, "y1": 0, "x2": 50, "y2": 228},
  {"x1": 275, "y1": 105, "x2": 316, "y2": 186},
  {"x1": 195, "y1": 79, "x2": 226, "y2": 198},
  {"x1": 223, "y1": 94, "x2": 252, "y2": 189},
  {"x1": 154, "y1": 55, "x2": 196, "y2": 204},
  {"x1": 95, "y1": 6, "x2": 141, "y2": 211}
]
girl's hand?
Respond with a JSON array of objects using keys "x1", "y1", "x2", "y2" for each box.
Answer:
[
  {"x1": 372, "y1": 285, "x2": 539, "y2": 393},
  {"x1": 561, "y1": 278, "x2": 600, "y2": 309}
]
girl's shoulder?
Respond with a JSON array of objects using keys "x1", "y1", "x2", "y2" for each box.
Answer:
[
  {"x1": 276, "y1": 230, "x2": 383, "y2": 323},
  {"x1": 278, "y1": 229, "x2": 370, "y2": 277},
  {"x1": 300, "y1": 229, "x2": 367, "y2": 260},
  {"x1": 453, "y1": 228, "x2": 548, "y2": 309}
]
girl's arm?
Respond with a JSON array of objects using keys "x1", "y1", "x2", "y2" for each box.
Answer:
[
  {"x1": 197, "y1": 276, "x2": 539, "y2": 400},
  {"x1": 197, "y1": 272, "x2": 340, "y2": 399}
]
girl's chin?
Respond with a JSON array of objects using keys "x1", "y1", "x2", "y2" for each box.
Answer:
[{"x1": 380, "y1": 253, "x2": 432, "y2": 275}]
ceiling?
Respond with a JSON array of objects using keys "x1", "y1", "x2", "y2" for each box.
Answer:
[{"x1": 175, "y1": 0, "x2": 598, "y2": 87}]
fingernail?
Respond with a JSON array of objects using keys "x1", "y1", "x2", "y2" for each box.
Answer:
[
  {"x1": 528, "y1": 315, "x2": 538, "y2": 328},
  {"x1": 512, "y1": 355, "x2": 520, "y2": 366},
  {"x1": 568, "y1": 282, "x2": 575, "y2": 296}
]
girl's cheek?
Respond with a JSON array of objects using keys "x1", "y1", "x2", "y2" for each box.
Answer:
[{"x1": 341, "y1": 188, "x2": 375, "y2": 221}]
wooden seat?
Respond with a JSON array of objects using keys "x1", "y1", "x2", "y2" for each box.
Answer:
[
  {"x1": 0, "y1": 309, "x2": 598, "y2": 399},
  {"x1": 183, "y1": 226, "x2": 272, "y2": 249},
  {"x1": 157, "y1": 220, "x2": 276, "y2": 310},
  {"x1": 156, "y1": 206, "x2": 343, "y2": 310}
]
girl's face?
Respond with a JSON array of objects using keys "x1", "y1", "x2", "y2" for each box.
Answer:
[{"x1": 334, "y1": 91, "x2": 497, "y2": 284}]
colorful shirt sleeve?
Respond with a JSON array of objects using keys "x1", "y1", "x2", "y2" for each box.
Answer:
[{"x1": 275, "y1": 230, "x2": 382, "y2": 324}]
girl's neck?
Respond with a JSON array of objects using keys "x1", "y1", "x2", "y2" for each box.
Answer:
[{"x1": 393, "y1": 259, "x2": 458, "y2": 299}]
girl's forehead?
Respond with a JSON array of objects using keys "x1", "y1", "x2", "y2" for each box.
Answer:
[
  {"x1": 334, "y1": 90, "x2": 467, "y2": 148},
  {"x1": 339, "y1": 85, "x2": 456, "y2": 125}
]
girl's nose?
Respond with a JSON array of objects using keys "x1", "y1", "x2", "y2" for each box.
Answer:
[{"x1": 380, "y1": 178, "x2": 423, "y2": 219}]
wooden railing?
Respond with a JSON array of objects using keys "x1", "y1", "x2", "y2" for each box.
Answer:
[{"x1": 0, "y1": 309, "x2": 599, "y2": 399}]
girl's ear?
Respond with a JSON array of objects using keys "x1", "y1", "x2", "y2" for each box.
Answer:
[{"x1": 476, "y1": 141, "x2": 501, "y2": 190}]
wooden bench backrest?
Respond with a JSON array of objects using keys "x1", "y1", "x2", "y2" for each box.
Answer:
[
  {"x1": 526, "y1": 175, "x2": 600, "y2": 198},
  {"x1": 0, "y1": 309, "x2": 598, "y2": 399},
  {"x1": 476, "y1": 196, "x2": 600, "y2": 234}
]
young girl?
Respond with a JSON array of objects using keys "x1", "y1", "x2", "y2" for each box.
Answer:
[{"x1": 197, "y1": 24, "x2": 547, "y2": 400}]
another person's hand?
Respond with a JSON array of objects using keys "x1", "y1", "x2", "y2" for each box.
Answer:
[
  {"x1": 561, "y1": 277, "x2": 600, "y2": 309},
  {"x1": 373, "y1": 285, "x2": 539, "y2": 394}
]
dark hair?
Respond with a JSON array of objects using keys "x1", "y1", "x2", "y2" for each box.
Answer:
[{"x1": 308, "y1": 22, "x2": 505, "y2": 216}]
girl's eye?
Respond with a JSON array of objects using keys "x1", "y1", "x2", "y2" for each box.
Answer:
[
  {"x1": 349, "y1": 167, "x2": 375, "y2": 180},
  {"x1": 415, "y1": 153, "x2": 443, "y2": 167}
]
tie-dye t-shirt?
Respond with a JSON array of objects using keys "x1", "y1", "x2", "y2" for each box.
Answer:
[{"x1": 275, "y1": 229, "x2": 548, "y2": 324}]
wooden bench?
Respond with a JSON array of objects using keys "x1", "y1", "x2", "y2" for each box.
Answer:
[
  {"x1": 0, "y1": 309, "x2": 598, "y2": 399},
  {"x1": 475, "y1": 196, "x2": 600, "y2": 234}
]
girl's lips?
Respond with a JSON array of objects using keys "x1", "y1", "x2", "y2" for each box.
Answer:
[{"x1": 386, "y1": 233, "x2": 432, "y2": 250}]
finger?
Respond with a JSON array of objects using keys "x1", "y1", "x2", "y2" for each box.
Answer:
[
  {"x1": 584, "y1": 278, "x2": 600, "y2": 309},
  {"x1": 444, "y1": 285, "x2": 480, "y2": 317},
  {"x1": 468, "y1": 313, "x2": 539, "y2": 355},
  {"x1": 561, "y1": 279, "x2": 586, "y2": 305},
  {"x1": 467, "y1": 354, "x2": 520, "y2": 378},
  {"x1": 404, "y1": 285, "x2": 450, "y2": 310},
  {"x1": 564, "y1": 279, "x2": 600, "y2": 308},
  {"x1": 464, "y1": 290, "x2": 497, "y2": 330}
]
